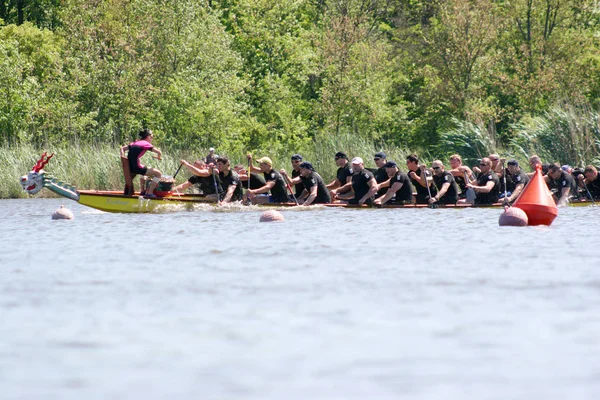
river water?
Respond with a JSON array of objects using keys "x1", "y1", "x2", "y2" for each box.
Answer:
[{"x1": 1, "y1": 198, "x2": 599, "y2": 399}]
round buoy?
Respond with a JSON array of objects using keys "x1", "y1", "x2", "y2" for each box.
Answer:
[
  {"x1": 259, "y1": 210, "x2": 284, "y2": 222},
  {"x1": 498, "y1": 206, "x2": 528, "y2": 226},
  {"x1": 52, "y1": 205, "x2": 74, "y2": 220}
]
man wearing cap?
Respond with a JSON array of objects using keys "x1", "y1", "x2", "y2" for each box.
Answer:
[
  {"x1": 546, "y1": 163, "x2": 577, "y2": 206},
  {"x1": 216, "y1": 156, "x2": 243, "y2": 203},
  {"x1": 246, "y1": 155, "x2": 290, "y2": 204},
  {"x1": 335, "y1": 157, "x2": 378, "y2": 206},
  {"x1": 429, "y1": 160, "x2": 459, "y2": 205},
  {"x1": 466, "y1": 157, "x2": 500, "y2": 205},
  {"x1": 289, "y1": 154, "x2": 305, "y2": 198},
  {"x1": 326, "y1": 151, "x2": 353, "y2": 199},
  {"x1": 406, "y1": 154, "x2": 437, "y2": 204},
  {"x1": 578, "y1": 165, "x2": 600, "y2": 200},
  {"x1": 499, "y1": 159, "x2": 529, "y2": 204},
  {"x1": 373, "y1": 152, "x2": 389, "y2": 196},
  {"x1": 374, "y1": 161, "x2": 413, "y2": 205},
  {"x1": 296, "y1": 162, "x2": 331, "y2": 206}
]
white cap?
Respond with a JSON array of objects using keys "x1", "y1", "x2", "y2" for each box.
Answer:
[
  {"x1": 351, "y1": 157, "x2": 363, "y2": 165},
  {"x1": 209, "y1": 147, "x2": 215, "y2": 152}
]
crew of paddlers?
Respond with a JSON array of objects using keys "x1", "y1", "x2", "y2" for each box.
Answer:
[{"x1": 121, "y1": 129, "x2": 600, "y2": 206}]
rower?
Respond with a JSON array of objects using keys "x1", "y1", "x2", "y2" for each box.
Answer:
[
  {"x1": 296, "y1": 162, "x2": 331, "y2": 206},
  {"x1": 372, "y1": 152, "x2": 389, "y2": 197},
  {"x1": 373, "y1": 161, "x2": 413, "y2": 206},
  {"x1": 335, "y1": 157, "x2": 378, "y2": 206},
  {"x1": 448, "y1": 154, "x2": 475, "y2": 200},
  {"x1": 172, "y1": 159, "x2": 223, "y2": 200},
  {"x1": 546, "y1": 163, "x2": 577, "y2": 206},
  {"x1": 290, "y1": 154, "x2": 305, "y2": 199},
  {"x1": 216, "y1": 157, "x2": 243, "y2": 203},
  {"x1": 578, "y1": 165, "x2": 600, "y2": 200},
  {"x1": 429, "y1": 160, "x2": 459, "y2": 205},
  {"x1": 246, "y1": 155, "x2": 291, "y2": 204},
  {"x1": 466, "y1": 157, "x2": 500, "y2": 205},
  {"x1": 499, "y1": 159, "x2": 529, "y2": 204},
  {"x1": 326, "y1": 152, "x2": 353, "y2": 200},
  {"x1": 233, "y1": 164, "x2": 266, "y2": 189},
  {"x1": 406, "y1": 154, "x2": 437, "y2": 204}
]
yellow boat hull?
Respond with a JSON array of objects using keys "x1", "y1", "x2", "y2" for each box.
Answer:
[{"x1": 77, "y1": 190, "x2": 212, "y2": 213}]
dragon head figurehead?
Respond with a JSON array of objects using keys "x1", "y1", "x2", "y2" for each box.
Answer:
[{"x1": 20, "y1": 153, "x2": 54, "y2": 194}]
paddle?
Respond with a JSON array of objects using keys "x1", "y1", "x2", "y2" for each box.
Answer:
[
  {"x1": 211, "y1": 164, "x2": 220, "y2": 203},
  {"x1": 172, "y1": 162, "x2": 183, "y2": 179},
  {"x1": 582, "y1": 179, "x2": 596, "y2": 206},
  {"x1": 502, "y1": 160, "x2": 509, "y2": 206},
  {"x1": 282, "y1": 173, "x2": 299, "y2": 205},
  {"x1": 422, "y1": 166, "x2": 436, "y2": 209}
]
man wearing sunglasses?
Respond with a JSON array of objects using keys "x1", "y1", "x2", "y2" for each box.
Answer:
[
  {"x1": 466, "y1": 157, "x2": 500, "y2": 204},
  {"x1": 406, "y1": 154, "x2": 437, "y2": 204},
  {"x1": 498, "y1": 159, "x2": 529, "y2": 204},
  {"x1": 428, "y1": 160, "x2": 459, "y2": 205},
  {"x1": 372, "y1": 152, "x2": 389, "y2": 197},
  {"x1": 284, "y1": 154, "x2": 305, "y2": 199}
]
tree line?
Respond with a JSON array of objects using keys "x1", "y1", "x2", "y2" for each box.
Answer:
[{"x1": 1, "y1": 0, "x2": 600, "y2": 165}]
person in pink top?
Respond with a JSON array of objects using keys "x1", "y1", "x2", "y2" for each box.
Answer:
[{"x1": 120, "y1": 129, "x2": 163, "y2": 197}]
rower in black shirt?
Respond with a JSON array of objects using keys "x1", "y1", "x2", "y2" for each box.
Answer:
[
  {"x1": 327, "y1": 151, "x2": 353, "y2": 200},
  {"x1": 336, "y1": 157, "x2": 378, "y2": 205},
  {"x1": 578, "y1": 165, "x2": 600, "y2": 200},
  {"x1": 547, "y1": 163, "x2": 577, "y2": 206},
  {"x1": 296, "y1": 162, "x2": 331, "y2": 205},
  {"x1": 171, "y1": 159, "x2": 223, "y2": 200},
  {"x1": 216, "y1": 157, "x2": 243, "y2": 203},
  {"x1": 467, "y1": 157, "x2": 500, "y2": 205},
  {"x1": 499, "y1": 159, "x2": 529, "y2": 203},
  {"x1": 289, "y1": 154, "x2": 305, "y2": 198},
  {"x1": 406, "y1": 154, "x2": 437, "y2": 204},
  {"x1": 373, "y1": 151, "x2": 389, "y2": 196},
  {"x1": 374, "y1": 161, "x2": 413, "y2": 205},
  {"x1": 246, "y1": 155, "x2": 290, "y2": 204},
  {"x1": 429, "y1": 160, "x2": 459, "y2": 205}
]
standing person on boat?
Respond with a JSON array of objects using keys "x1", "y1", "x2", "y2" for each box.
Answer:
[
  {"x1": 498, "y1": 159, "x2": 529, "y2": 204},
  {"x1": 448, "y1": 154, "x2": 475, "y2": 200},
  {"x1": 577, "y1": 165, "x2": 600, "y2": 200},
  {"x1": 205, "y1": 147, "x2": 218, "y2": 165},
  {"x1": 374, "y1": 161, "x2": 413, "y2": 205},
  {"x1": 335, "y1": 157, "x2": 378, "y2": 206},
  {"x1": 233, "y1": 165, "x2": 267, "y2": 189},
  {"x1": 327, "y1": 152, "x2": 353, "y2": 200},
  {"x1": 246, "y1": 155, "x2": 290, "y2": 204},
  {"x1": 373, "y1": 152, "x2": 389, "y2": 197},
  {"x1": 429, "y1": 160, "x2": 459, "y2": 205},
  {"x1": 120, "y1": 129, "x2": 163, "y2": 198},
  {"x1": 547, "y1": 163, "x2": 577, "y2": 206},
  {"x1": 295, "y1": 162, "x2": 331, "y2": 206},
  {"x1": 172, "y1": 159, "x2": 223, "y2": 200},
  {"x1": 466, "y1": 157, "x2": 500, "y2": 205},
  {"x1": 216, "y1": 157, "x2": 243, "y2": 203},
  {"x1": 406, "y1": 154, "x2": 437, "y2": 204}
]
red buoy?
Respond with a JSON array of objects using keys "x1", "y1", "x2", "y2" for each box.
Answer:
[{"x1": 512, "y1": 165, "x2": 558, "y2": 226}]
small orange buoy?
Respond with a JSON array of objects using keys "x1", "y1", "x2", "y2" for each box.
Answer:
[
  {"x1": 259, "y1": 210, "x2": 284, "y2": 222},
  {"x1": 499, "y1": 206, "x2": 528, "y2": 226},
  {"x1": 52, "y1": 205, "x2": 74, "y2": 220},
  {"x1": 513, "y1": 165, "x2": 558, "y2": 226}
]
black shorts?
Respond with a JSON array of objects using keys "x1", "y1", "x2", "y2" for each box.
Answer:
[{"x1": 130, "y1": 164, "x2": 148, "y2": 176}]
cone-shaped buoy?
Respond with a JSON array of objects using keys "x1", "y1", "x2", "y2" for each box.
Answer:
[
  {"x1": 499, "y1": 206, "x2": 528, "y2": 226},
  {"x1": 259, "y1": 210, "x2": 284, "y2": 222},
  {"x1": 512, "y1": 165, "x2": 558, "y2": 226}
]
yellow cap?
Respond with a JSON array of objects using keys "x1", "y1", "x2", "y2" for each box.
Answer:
[{"x1": 256, "y1": 157, "x2": 273, "y2": 166}]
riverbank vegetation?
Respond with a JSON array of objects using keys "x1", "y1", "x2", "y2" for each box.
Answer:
[{"x1": 2, "y1": 1, "x2": 600, "y2": 198}]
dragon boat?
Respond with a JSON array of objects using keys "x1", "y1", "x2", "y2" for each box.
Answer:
[{"x1": 20, "y1": 153, "x2": 595, "y2": 213}]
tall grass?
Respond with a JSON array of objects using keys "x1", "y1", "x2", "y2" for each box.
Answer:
[
  {"x1": 1, "y1": 137, "x2": 413, "y2": 199},
  {"x1": 510, "y1": 104, "x2": 600, "y2": 167}
]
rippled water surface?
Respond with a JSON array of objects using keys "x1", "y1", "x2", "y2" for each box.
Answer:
[{"x1": 2, "y1": 198, "x2": 600, "y2": 400}]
